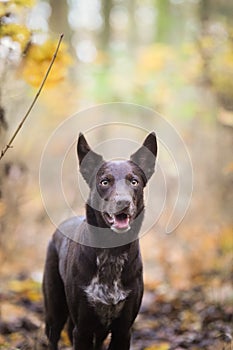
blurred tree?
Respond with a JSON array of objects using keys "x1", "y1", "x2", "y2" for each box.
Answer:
[
  {"x1": 199, "y1": 0, "x2": 210, "y2": 23},
  {"x1": 49, "y1": 0, "x2": 71, "y2": 42},
  {"x1": 128, "y1": 0, "x2": 137, "y2": 49},
  {"x1": 0, "y1": 1, "x2": 35, "y2": 245},
  {"x1": 197, "y1": 0, "x2": 233, "y2": 225},
  {"x1": 197, "y1": 0, "x2": 211, "y2": 85},
  {"x1": 0, "y1": 0, "x2": 32, "y2": 145},
  {"x1": 155, "y1": 0, "x2": 171, "y2": 43},
  {"x1": 99, "y1": 0, "x2": 112, "y2": 50},
  {"x1": 0, "y1": 0, "x2": 71, "y2": 250}
]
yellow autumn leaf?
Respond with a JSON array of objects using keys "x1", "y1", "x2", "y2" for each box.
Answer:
[
  {"x1": 8, "y1": 278, "x2": 40, "y2": 294},
  {"x1": 8, "y1": 332, "x2": 25, "y2": 348},
  {"x1": 0, "y1": 23, "x2": 31, "y2": 50},
  {"x1": 26, "y1": 288, "x2": 42, "y2": 302},
  {"x1": 0, "y1": 335, "x2": 8, "y2": 346},
  {"x1": 219, "y1": 227, "x2": 233, "y2": 253},
  {"x1": 0, "y1": 0, "x2": 34, "y2": 19},
  {"x1": 0, "y1": 3, "x2": 8, "y2": 17},
  {"x1": 61, "y1": 329, "x2": 71, "y2": 346},
  {"x1": 144, "y1": 343, "x2": 170, "y2": 350},
  {"x1": 13, "y1": 0, "x2": 35, "y2": 6},
  {"x1": 21, "y1": 39, "x2": 73, "y2": 87},
  {"x1": 3, "y1": 0, "x2": 35, "y2": 9}
]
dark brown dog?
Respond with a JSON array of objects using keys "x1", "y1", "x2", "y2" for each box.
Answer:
[{"x1": 43, "y1": 132, "x2": 157, "y2": 350}]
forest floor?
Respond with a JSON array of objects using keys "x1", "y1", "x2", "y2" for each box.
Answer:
[{"x1": 0, "y1": 265, "x2": 232, "y2": 350}]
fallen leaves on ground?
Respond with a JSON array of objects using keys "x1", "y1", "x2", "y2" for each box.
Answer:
[
  {"x1": 0, "y1": 273, "x2": 232, "y2": 350},
  {"x1": 144, "y1": 343, "x2": 170, "y2": 350}
]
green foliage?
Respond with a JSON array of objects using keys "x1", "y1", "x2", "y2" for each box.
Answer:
[{"x1": 79, "y1": 42, "x2": 202, "y2": 120}]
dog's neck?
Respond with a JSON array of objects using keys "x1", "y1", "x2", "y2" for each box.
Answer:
[{"x1": 86, "y1": 203, "x2": 109, "y2": 229}]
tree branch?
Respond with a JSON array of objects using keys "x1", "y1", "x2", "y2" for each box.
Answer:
[{"x1": 0, "y1": 33, "x2": 64, "y2": 161}]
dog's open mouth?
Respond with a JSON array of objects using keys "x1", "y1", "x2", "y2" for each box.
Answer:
[{"x1": 104, "y1": 212, "x2": 131, "y2": 233}]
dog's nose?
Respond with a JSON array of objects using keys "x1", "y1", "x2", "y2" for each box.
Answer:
[{"x1": 116, "y1": 196, "x2": 131, "y2": 209}]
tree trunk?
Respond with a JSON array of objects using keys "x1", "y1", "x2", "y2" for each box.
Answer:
[
  {"x1": 99, "y1": 0, "x2": 112, "y2": 50},
  {"x1": 49, "y1": 0, "x2": 71, "y2": 43}
]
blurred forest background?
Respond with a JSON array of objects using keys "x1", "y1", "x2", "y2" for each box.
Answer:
[{"x1": 0, "y1": 0, "x2": 232, "y2": 349}]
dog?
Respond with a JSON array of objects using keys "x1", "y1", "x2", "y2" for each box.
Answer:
[{"x1": 43, "y1": 132, "x2": 157, "y2": 350}]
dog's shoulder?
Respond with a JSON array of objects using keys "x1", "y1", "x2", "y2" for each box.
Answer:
[
  {"x1": 50, "y1": 216, "x2": 85, "y2": 264},
  {"x1": 52, "y1": 216, "x2": 85, "y2": 246},
  {"x1": 58, "y1": 216, "x2": 85, "y2": 236}
]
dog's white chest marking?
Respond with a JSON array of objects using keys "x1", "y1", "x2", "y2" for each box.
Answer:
[{"x1": 84, "y1": 251, "x2": 130, "y2": 326}]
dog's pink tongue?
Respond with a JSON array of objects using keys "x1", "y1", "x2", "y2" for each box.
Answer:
[{"x1": 113, "y1": 215, "x2": 130, "y2": 230}]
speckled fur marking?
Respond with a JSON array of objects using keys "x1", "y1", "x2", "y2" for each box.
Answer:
[{"x1": 84, "y1": 251, "x2": 130, "y2": 326}]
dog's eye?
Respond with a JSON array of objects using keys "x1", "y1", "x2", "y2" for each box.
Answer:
[
  {"x1": 131, "y1": 178, "x2": 139, "y2": 186},
  {"x1": 100, "y1": 179, "x2": 109, "y2": 186}
]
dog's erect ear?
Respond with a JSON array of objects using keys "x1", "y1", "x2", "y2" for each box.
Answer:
[
  {"x1": 130, "y1": 132, "x2": 157, "y2": 183},
  {"x1": 77, "y1": 133, "x2": 104, "y2": 186}
]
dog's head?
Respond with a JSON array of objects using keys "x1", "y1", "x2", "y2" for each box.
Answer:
[{"x1": 77, "y1": 133, "x2": 157, "y2": 233}]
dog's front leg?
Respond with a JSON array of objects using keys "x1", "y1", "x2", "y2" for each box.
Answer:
[
  {"x1": 73, "y1": 326, "x2": 94, "y2": 350},
  {"x1": 108, "y1": 329, "x2": 131, "y2": 350}
]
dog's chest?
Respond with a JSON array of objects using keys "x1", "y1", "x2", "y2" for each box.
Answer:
[{"x1": 84, "y1": 251, "x2": 130, "y2": 327}]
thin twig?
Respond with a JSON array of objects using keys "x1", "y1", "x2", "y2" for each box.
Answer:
[{"x1": 0, "y1": 33, "x2": 64, "y2": 160}]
